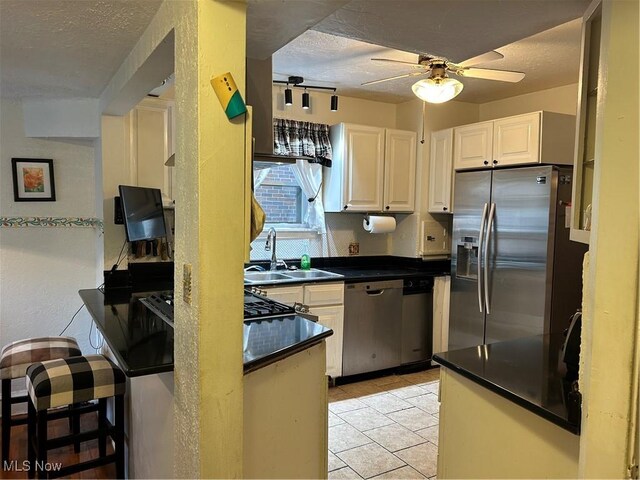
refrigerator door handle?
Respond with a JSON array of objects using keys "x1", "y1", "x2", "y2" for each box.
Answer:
[
  {"x1": 477, "y1": 203, "x2": 489, "y2": 313},
  {"x1": 484, "y1": 202, "x2": 496, "y2": 314}
]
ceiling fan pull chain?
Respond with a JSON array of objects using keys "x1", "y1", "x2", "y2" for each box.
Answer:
[{"x1": 421, "y1": 100, "x2": 426, "y2": 144}]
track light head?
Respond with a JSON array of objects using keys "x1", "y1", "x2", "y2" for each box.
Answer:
[
  {"x1": 302, "y1": 90, "x2": 310, "y2": 109},
  {"x1": 284, "y1": 86, "x2": 293, "y2": 106},
  {"x1": 330, "y1": 92, "x2": 339, "y2": 112}
]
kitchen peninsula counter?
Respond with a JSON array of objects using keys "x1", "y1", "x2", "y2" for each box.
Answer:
[
  {"x1": 80, "y1": 287, "x2": 332, "y2": 479},
  {"x1": 79, "y1": 288, "x2": 332, "y2": 377},
  {"x1": 433, "y1": 334, "x2": 580, "y2": 434},
  {"x1": 433, "y1": 334, "x2": 581, "y2": 478}
]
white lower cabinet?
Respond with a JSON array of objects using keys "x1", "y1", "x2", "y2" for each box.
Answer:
[
  {"x1": 307, "y1": 305, "x2": 344, "y2": 379},
  {"x1": 261, "y1": 285, "x2": 303, "y2": 305},
  {"x1": 261, "y1": 282, "x2": 345, "y2": 379}
]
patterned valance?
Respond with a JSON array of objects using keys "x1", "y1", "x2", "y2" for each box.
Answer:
[{"x1": 273, "y1": 119, "x2": 333, "y2": 167}]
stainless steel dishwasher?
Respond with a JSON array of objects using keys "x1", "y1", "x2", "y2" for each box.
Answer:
[{"x1": 342, "y1": 279, "x2": 403, "y2": 376}]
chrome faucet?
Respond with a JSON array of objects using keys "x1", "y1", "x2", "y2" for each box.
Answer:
[{"x1": 265, "y1": 227, "x2": 278, "y2": 271}]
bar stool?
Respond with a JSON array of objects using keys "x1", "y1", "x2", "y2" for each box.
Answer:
[
  {"x1": 1, "y1": 336, "x2": 81, "y2": 463},
  {"x1": 26, "y1": 354, "x2": 126, "y2": 479}
]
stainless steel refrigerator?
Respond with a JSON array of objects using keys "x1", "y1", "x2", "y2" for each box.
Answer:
[{"x1": 449, "y1": 165, "x2": 587, "y2": 351}]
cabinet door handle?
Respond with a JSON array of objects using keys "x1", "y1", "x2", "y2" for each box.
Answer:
[
  {"x1": 344, "y1": 205, "x2": 348, "y2": 210},
  {"x1": 484, "y1": 160, "x2": 489, "y2": 166},
  {"x1": 385, "y1": 206, "x2": 390, "y2": 210},
  {"x1": 493, "y1": 159, "x2": 498, "y2": 165},
  {"x1": 443, "y1": 206, "x2": 448, "y2": 211}
]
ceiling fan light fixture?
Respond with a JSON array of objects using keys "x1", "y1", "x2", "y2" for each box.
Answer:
[{"x1": 412, "y1": 77, "x2": 464, "y2": 104}]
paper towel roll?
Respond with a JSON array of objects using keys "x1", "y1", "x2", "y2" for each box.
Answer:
[{"x1": 363, "y1": 215, "x2": 396, "y2": 234}]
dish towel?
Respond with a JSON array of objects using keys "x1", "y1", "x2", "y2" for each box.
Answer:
[{"x1": 250, "y1": 194, "x2": 265, "y2": 243}]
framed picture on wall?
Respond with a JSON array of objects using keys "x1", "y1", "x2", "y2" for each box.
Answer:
[{"x1": 11, "y1": 158, "x2": 56, "y2": 202}]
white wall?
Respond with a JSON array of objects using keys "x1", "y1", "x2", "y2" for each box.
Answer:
[
  {"x1": 102, "y1": 113, "x2": 131, "y2": 268},
  {"x1": 0, "y1": 98, "x2": 101, "y2": 364},
  {"x1": 479, "y1": 83, "x2": 578, "y2": 121}
]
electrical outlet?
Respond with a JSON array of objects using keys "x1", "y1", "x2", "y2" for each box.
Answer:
[
  {"x1": 183, "y1": 264, "x2": 192, "y2": 305},
  {"x1": 348, "y1": 242, "x2": 360, "y2": 256}
]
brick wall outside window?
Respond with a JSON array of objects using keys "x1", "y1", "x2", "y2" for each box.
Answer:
[{"x1": 255, "y1": 165, "x2": 304, "y2": 224}]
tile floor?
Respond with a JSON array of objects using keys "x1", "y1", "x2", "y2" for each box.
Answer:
[{"x1": 328, "y1": 368, "x2": 440, "y2": 479}]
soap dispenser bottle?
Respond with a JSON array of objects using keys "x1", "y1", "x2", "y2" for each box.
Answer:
[{"x1": 301, "y1": 254, "x2": 311, "y2": 270}]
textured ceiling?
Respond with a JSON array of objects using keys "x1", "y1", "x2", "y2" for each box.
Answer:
[
  {"x1": 314, "y1": 0, "x2": 588, "y2": 61},
  {"x1": 0, "y1": 0, "x2": 162, "y2": 99},
  {"x1": 0, "y1": 0, "x2": 588, "y2": 105},
  {"x1": 247, "y1": 0, "x2": 350, "y2": 60},
  {"x1": 273, "y1": 18, "x2": 583, "y2": 104}
]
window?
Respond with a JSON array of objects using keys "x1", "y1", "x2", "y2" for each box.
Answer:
[{"x1": 254, "y1": 164, "x2": 308, "y2": 228}]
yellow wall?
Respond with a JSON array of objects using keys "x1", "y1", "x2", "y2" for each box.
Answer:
[
  {"x1": 578, "y1": 0, "x2": 639, "y2": 477},
  {"x1": 438, "y1": 369, "x2": 580, "y2": 479},
  {"x1": 100, "y1": 0, "x2": 247, "y2": 476},
  {"x1": 478, "y1": 83, "x2": 579, "y2": 121}
]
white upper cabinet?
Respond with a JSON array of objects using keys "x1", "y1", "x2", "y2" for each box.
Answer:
[
  {"x1": 383, "y1": 129, "x2": 417, "y2": 212},
  {"x1": 428, "y1": 128, "x2": 454, "y2": 213},
  {"x1": 133, "y1": 97, "x2": 175, "y2": 201},
  {"x1": 324, "y1": 123, "x2": 416, "y2": 213},
  {"x1": 325, "y1": 123, "x2": 385, "y2": 212},
  {"x1": 493, "y1": 112, "x2": 541, "y2": 166},
  {"x1": 453, "y1": 121, "x2": 493, "y2": 170},
  {"x1": 453, "y1": 111, "x2": 575, "y2": 171}
]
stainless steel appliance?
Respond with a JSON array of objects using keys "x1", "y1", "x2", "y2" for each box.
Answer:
[
  {"x1": 449, "y1": 165, "x2": 587, "y2": 350},
  {"x1": 343, "y1": 280, "x2": 403, "y2": 376},
  {"x1": 401, "y1": 277, "x2": 433, "y2": 365}
]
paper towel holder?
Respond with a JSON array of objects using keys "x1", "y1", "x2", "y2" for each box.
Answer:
[{"x1": 363, "y1": 214, "x2": 394, "y2": 225}]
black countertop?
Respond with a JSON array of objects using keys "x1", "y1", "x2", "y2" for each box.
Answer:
[
  {"x1": 248, "y1": 256, "x2": 451, "y2": 284},
  {"x1": 243, "y1": 316, "x2": 332, "y2": 374},
  {"x1": 80, "y1": 288, "x2": 174, "y2": 377},
  {"x1": 433, "y1": 334, "x2": 581, "y2": 434},
  {"x1": 80, "y1": 289, "x2": 332, "y2": 377}
]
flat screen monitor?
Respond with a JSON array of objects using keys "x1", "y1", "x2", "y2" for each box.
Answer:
[{"x1": 118, "y1": 185, "x2": 167, "y2": 242}]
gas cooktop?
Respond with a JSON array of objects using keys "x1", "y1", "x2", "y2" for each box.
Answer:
[{"x1": 244, "y1": 289, "x2": 295, "y2": 319}]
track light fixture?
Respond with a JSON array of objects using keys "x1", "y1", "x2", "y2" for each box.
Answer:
[{"x1": 274, "y1": 76, "x2": 339, "y2": 111}]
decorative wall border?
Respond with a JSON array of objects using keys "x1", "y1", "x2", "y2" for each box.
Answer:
[{"x1": 0, "y1": 217, "x2": 104, "y2": 231}]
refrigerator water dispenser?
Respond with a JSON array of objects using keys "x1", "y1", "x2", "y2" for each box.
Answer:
[{"x1": 456, "y1": 237, "x2": 478, "y2": 280}]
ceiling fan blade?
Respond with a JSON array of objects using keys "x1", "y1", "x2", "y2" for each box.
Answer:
[
  {"x1": 371, "y1": 58, "x2": 424, "y2": 69},
  {"x1": 362, "y1": 71, "x2": 427, "y2": 86},
  {"x1": 457, "y1": 50, "x2": 504, "y2": 68},
  {"x1": 455, "y1": 67, "x2": 525, "y2": 83}
]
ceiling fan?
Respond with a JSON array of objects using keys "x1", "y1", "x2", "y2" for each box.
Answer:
[{"x1": 363, "y1": 50, "x2": 525, "y2": 103}]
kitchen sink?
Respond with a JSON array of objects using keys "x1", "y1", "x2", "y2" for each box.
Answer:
[
  {"x1": 243, "y1": 268, "x2": 343, "y2": 285},
  {"x1": 284, "y1": 270, "x2": 343, "y2": 280},
  {"x1": 244, "y1": 272, "x2": 292, "y2": 282}
]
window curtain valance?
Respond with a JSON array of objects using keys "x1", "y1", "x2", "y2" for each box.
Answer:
[{"x1": 273, "y1": 119, "x2": 333, "y2": 167}]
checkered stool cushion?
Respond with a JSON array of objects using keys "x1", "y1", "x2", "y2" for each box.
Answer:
[
  {"x1": 0, "y1": 336, "x2": 81, "y2": 380},
  {"x1": 26, "y1": 354, "x2": 126, "y2": 411}
]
